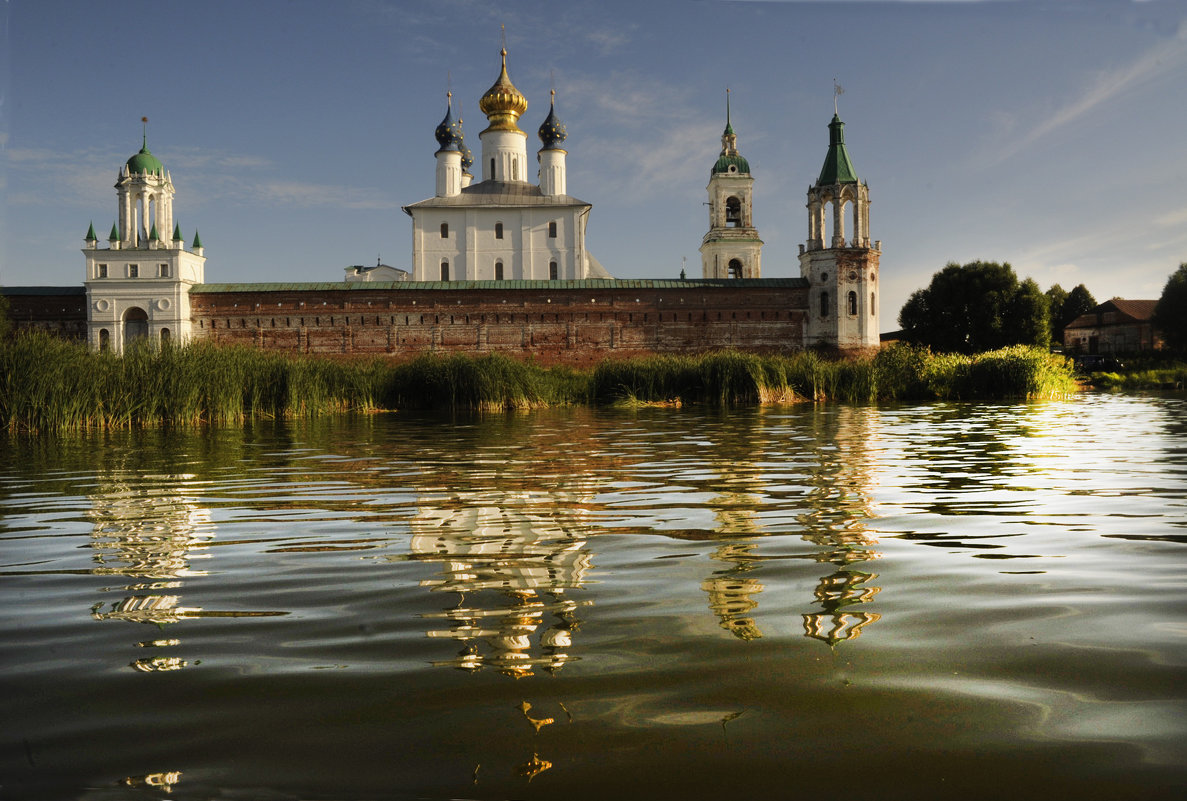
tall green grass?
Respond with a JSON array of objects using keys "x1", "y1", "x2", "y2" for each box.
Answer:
[{"x1": 0, "y1": 333, "x2": 1079, "y2": 432}]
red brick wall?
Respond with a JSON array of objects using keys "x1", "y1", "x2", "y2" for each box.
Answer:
[
  {"x1": 189, "y1": 285, "x2": 810, "y2": 365},
  {"x1": 2, "y1": 290, "x2": 87, "y2": 341}
]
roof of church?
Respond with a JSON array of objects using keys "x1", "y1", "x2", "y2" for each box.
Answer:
[
  {"x1": 126, "y1": 135, "x2": 166, "y2": 177},
  {"x1": 817, "y1": 114, "x2": 859, "y2": 185},
  {"x1": 402, "y1": 181, "x2": 591, "y2": 213},
  {"x1": 191, "y1": 277, "x2": 809, "y2": 293}
]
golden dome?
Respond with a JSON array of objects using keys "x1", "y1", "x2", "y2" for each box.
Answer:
[{"x1": 479, "y1": 48, "x2": 528, "y2": 134}]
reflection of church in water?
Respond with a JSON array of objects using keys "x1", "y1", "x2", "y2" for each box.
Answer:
[
  {"x1": 698, "y1": 406, "x2": 882, "y2": 646},
  {"x1": 87, "y1": 473, "x2": 214, "y2": 672},
  {"x1": 407, "y1": 488, "x2": 593, "y2": 677}
]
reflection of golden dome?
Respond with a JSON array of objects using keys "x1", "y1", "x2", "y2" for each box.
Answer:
[{"x1": 479, "y1": 48, "x2": 528, "y2": 134}]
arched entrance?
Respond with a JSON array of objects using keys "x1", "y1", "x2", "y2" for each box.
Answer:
[
  {"x1": 123, "y1": 307, "x2": 149, "y2": 347},
  {"x1": 728, "y1": 259, "x2": 743, "y2": 279}
]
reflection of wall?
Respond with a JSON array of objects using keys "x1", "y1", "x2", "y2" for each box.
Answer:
[{"x1": 409, "y1": 491, "x2": 593, "y2": 677}]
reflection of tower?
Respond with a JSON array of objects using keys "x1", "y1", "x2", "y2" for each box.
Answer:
[
  {"x1": 797, "y1": 406, "x2": 883, "y2": 645},
  {"x1": 701, "y1": 421, "x2": 768, "y2": 640},
  {"x1": 87, "y1": 474, "x2": 213, "y2": 671},
  {"x1": 409, "y1": 490, "x2": 593, "y2": 677}
]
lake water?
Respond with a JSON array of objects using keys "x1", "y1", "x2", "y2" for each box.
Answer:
[{"x1": 1, "y1": 394, "x2": 1185, "y2": 800}]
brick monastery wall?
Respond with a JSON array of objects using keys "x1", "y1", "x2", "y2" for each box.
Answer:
[
  {"x1": 1, "y1": 288, "x2": 87, "y2": 341},
  {"x1": 189, "y1": 281, "x2": 810, "y2": 366}
]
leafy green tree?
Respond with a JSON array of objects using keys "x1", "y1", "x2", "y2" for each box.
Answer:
[
  {"x1": 1045, "y1": 283, "x2": 1068, "y2": 343},
  {"x1": 1060, "y1": 284, "x2": 1096, "y2": 328},
  {"x1": 1152, "y1": 262, "x2": 1187, "y2": 351},
  {"x1": 897, "y1": 260, "x2": 1050, "y2": 353}
]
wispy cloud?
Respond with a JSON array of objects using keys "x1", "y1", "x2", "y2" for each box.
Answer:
[
  {"x1": 983, "y1": 20, "x2": 1187, "y2": 166},
  {"x1": 254, "y1": 181, "x2": 398, "y2": 210}
]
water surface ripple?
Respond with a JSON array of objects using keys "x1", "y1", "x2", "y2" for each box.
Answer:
[{"x1": 1, "y1": 394, "x2": 1185, "y2": 799}]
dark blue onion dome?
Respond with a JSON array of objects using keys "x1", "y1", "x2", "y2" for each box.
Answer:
[
  {"x1": 434, "y1": 92, "x2": 463, "y2": 152},
  {"x1": 459, "y1": 136, "x2": 474, "y2": 173},
  {"x1": 538, "y1": 90, "x2": 567, "y2": 150}
]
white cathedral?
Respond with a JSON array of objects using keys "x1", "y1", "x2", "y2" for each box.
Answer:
[{"x1": 402, "y1": 48, "x2": 612, "y2": 282}]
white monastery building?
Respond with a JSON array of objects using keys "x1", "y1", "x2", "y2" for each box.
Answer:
[
  {"x1": 82, "y1": 132, "x2": 206, "y2": 353},
  {"x1": 402, "y1": 49, "x2": 611, "y2": 282}
]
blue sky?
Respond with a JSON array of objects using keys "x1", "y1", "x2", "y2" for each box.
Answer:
[{"x1": 3, "y1": 0, "x2": 1185, "y2": 330}]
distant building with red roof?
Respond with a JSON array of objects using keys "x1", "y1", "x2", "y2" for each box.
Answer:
[{"x1": 1063, "y1": 298, "x2": 1162, "y2": 354}]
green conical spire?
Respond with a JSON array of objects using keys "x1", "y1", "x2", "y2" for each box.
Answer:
[
  {"x1": 816, "y1": 114, "x2": 858, "y2": 185},
  {"x1": 192, "y1": 230, "x2": 203, "y2": 249},
  {"x1": 173, "y1": 222, "x2": 183, "y2": 241},
  {"x1": 85, "y1": 221, "x2": 97, "y2": 241},
  {"x1": 149, "y1": 222, "x2": 160, "y2": 241},
  {"x1": 108, "y1": 222, "x2": 120, "y2": 242}
]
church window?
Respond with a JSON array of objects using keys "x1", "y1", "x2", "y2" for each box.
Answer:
[
  {"x1": 548, "y1": 221, "x2": 557, "y2": 238},
  {"x1": 512, "y1": 157, "x2": 519, "y2": 180},
  {"x1": 495, "y1": 222, "x2": 504, "y2": 239},
  {"x1": 440, "y1": 260, "x2": 450, "y2": 281},
  {"x1": 725, "y1": 196, "x2": 742, "y2": 227},
  {"x1": 871, "y1": 293, "x2": 876, "y2": 314},
  {"x1": 97, "y1": 264, "x2": 107, "y2": 278},
  {"x1": 127, "y1": 264, "x2": 139, "y2": 278},
  {"x1": 495, "y1": 261, "x2": 504, "y2": 280},
  {"x1": 549, "y1": 261, "x2": 558, "y2": 280},
  {"x1": 99, "y1": 329, "x2": 110, "y2": 351},
  {"x1": 728, "y1": 259, "x2": 743, "y2": 279},
  {"x1": 820, "y1": 291, "x2": 830, "y2": 317},
  {"x1": 160, "y1": 328, "x2": 170, "y2": 344},
  {"x1": 848, "y1": 291, "x2": 858, "y2": 316},
  {"x1": 440, "y1": 222, "x2": 449, "y2": 238},
  {"x1": 490, "y1": 157, "x2": 496, "y2": 178},
  {"x1": 159, "y1": 263, "x2": 170, "y2": 278}
]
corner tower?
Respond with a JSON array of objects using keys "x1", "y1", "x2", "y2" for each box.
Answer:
[
  {"x1": 798, "y1": 110, "x2": 880, "y2": 350},
  {"x1": 700, "y1": 93, "x2": 762, "y2": 279},
  {"x1": 84, "y1": 125, "x2": 206, "y2": 352}
]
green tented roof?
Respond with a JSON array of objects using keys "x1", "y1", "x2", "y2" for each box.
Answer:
[
  {"x1": 817, "y1": 114, "x2": 858, "y2": 185},
  {"x1": 85, "y1": 222, "x2": 97, "y2": 241}
]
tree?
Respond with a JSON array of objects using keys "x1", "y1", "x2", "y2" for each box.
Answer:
[
  {"x1": 1152, "y1": 262, "x2": 1187, "y2": 351},
  {"x1": 897, "y1": 260, "x2": 1050, "y2": 353},
  {"x1": 1061, "y1": 284, "x2": 1096, "y2": 327},
  {"x1": 0, "y1": 292, "x2": 11, "y2": 342},
  {"x1": 1045, "y1": 283, "x2": 1068, "y2": 344}
]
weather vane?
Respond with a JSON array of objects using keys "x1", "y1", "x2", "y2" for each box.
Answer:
[{"x1": 833, "y1": 78, "x2": 844, "y2": 114}]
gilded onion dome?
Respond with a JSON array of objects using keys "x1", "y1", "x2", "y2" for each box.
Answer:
[
  {"x1": 538, "y1": 90, "x2": 567, "y2": 150},
  {"x1": 434, "y1": 93, "x2": 463, "y2": 152},
  {"x1": 479, "y1": 48, "x2": 528, "y2": 134}
]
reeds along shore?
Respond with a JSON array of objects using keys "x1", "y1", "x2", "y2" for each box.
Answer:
[{"x1": 0, "y1": 332, "x2": 1079, "y2": 432}]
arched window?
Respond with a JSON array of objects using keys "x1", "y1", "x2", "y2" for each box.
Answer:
[
  {"x1": 871, "y1": 292, "x2": 876, "y2": 315},
  {"x1": 549, "y1": 261, "x2": 558, "y2": 280},
  {"x1": 160, "y1": 328, "x2": 171, "y2": 344},
  {"x1": 495, "y1": 222, "x2": 504, "y2": 240},
  {"x1": 512, "y1": 157, "x2": 518, "y2": 181},
  {"x1": 495, "y1": 260, "x2": 504, "y2": 281},
  {"x1": 98, "y1": 329, "x2": 110, "y2": 351},
  {"x1": 848, "y1": 291, "x2": 858, "y2": 316},
  {"x1": 440, "y1": 222, "x2": 449, "y2": 238},
  {"x1": 440, "y1": 260, "x2": 450, "y2": 281},
  {"x1": 548, "y1": 221, "x2": 557, "y2": 238},
  {"x1": 728, "y1": 259, "x2": 743, "y2": 279},
  {"x1": 725, "y1": 196, "x2": 742, "y2": 227},
  {"x1": 820, "y1": 291, "x2": 829, "y2": 318},
  {"x1": 490, "y1": 157, "x2": 496, "y2": 178}
]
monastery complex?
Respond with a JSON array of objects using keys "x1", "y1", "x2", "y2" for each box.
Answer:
[{"x1": 4, "y1": 49, "x2": 882, "y2": 364}]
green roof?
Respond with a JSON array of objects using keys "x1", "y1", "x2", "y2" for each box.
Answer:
[
  {"x1": 192, "y1": 230, "x2": 203, "y2": 249},
  {"x1": 191, "y1": 278, "x2": 808, "y2": 294},
  {"x1": 173, "y1": 222, "x2": 183, "y2": 241},
  {"x1": 127, "y1": 144, "x2": 165, "y2": 177},
  {"x1": 108, "y1": 222, "x2": 120, "y2": 241},
  {"x1": 85, "y1": 222, "x2": 97, "y2": 241},
  {"x1": 713, "y1": 154, "x2": 750, "y2": 175},
  {"x1": 817, "y1": 114, "x2": 858, "y2": 185},
  {"x1": 149, "y1": 223, "x2": 160, "y2": 241}
]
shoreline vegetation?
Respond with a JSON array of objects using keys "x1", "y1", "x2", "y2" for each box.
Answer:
[{"x1": 2, "y1": 333, "x2": 1082, "y2": 432}]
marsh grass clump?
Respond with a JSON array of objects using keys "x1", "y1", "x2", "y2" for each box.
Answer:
[{"x1": 1, "y1": 334, "x2": 1080, "y2": 432}]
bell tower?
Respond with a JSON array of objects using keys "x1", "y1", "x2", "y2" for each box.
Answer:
[
  {"x1": 798, "y1": 105, "x2": 880, "y2": 350},
  {"x1": 700, "y1": 91, "x2": 762, "y2": 279},
  {"x1": 84, "y1": 122, "x2": 206, "y2": 352}
]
